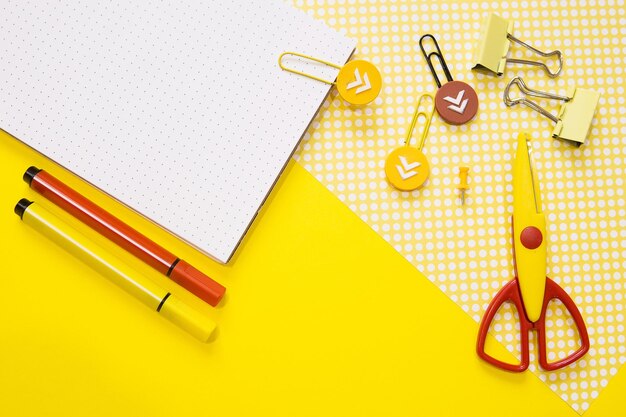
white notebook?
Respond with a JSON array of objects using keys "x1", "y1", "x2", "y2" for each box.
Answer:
[{"x1": 0, "y1": 0, "x2": 355, "y2": 263}]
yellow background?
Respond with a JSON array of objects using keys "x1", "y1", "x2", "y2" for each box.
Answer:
[
  {"x1": 1, "y1": 1, "x2": 625, "y2": 416},
  {"x1": 0, "y1": 134, "x2": 624, "y2": 416}
]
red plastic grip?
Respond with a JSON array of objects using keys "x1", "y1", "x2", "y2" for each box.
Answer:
[
  {"x1": 30, "y1": 170, "x2": 177, "y2": 274},
  {"x1": 477, "y1": 277, "x2": 590, "y2": 372},
  {"x1": 169, "y1": 260, "x2": 225, "y2": 307}
]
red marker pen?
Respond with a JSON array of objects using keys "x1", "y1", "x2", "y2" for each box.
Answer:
[{"x1": 24, "y1": 166, "x2": 225, "y2": 306}]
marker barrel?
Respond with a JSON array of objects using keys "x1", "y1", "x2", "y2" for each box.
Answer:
[
  {"x1": 24, "y1": 167, "x2": 225, "y2": 306},
  {"x1": 16, "y1": 200, "x2": 216, "y2": 342}
]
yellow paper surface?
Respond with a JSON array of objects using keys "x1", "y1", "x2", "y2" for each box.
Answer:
[
  {"x1": 0, "y1": 133, "x2": 624, "y2": 417},
  {"x1": 1, "y1": 1, "x2": 625, "y2": 416},
  {"x1": 292, "y1": 0, "x2": 626, "y2": 413}
]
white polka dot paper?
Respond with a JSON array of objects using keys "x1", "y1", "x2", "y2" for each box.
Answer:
[{"x1": 291, "y1": 0, "x2": 626, "y2": 413}]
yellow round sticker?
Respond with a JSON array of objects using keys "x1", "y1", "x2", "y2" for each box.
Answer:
[
  {"x1": 384, "y1": 147, "x2": 430, "y2": 191},
  {"x1": 336, "y1": 60, "x2": 382, "y2": 106}
]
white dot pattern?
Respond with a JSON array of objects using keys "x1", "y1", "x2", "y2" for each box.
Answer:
[
  {"x1": 292, "y1": 0, "x2": 626, "y2": 413},
  {"x1": 0, "y1": 0, "x2": 355, "y2": 263}
]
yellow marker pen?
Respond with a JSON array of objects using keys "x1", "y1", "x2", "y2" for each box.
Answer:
[{"x1": 14, "y1": 199, "x2": 216, "y2": 342}]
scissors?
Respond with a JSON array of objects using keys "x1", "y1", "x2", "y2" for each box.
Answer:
[{"x1": 476, "y1": 133, "x2": 590, "y2": 372}]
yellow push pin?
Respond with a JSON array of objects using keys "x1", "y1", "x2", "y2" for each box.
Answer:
[
  {"x1": 384, "y1": 94, "x2": 434, "y2": 191},
  {"x1": 278, "y1": 52, "x2": 382, "y2": 106},
  {"x1": 457, "y1": 166, "x2": 470, "y2": 205}
]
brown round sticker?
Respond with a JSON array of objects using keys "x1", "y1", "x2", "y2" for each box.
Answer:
[{"x1": 434, "y1": 81, "x2": 478, "y2": 125}]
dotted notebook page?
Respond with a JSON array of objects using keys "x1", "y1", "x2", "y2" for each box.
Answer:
[
  {"x1": 292, "y1": 0, "x2": 625, "y2": 414},
  {"x1": 0, "y1": 0, "x2": 355, "y2": 263}
]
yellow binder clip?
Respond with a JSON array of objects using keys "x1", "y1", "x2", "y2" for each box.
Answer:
[
  {"x1": 472, "y1": 13, "x2": 563, "y2": 78},
  {"x1": 504, "y1": 77, "x2": 600, "y2": 146},
  {"x1": 384, "y1": 94, "x2": 434, "y2": 191},
  {"x1": 278, "y1": 52, "x2": 382, "y2": 106}
]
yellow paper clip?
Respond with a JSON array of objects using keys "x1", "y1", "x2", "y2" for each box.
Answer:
[
  {"x1": 504, "y1": 77, "x2": 600, "y2": 146},
  {"x1": 472, "y1": 13, "x2": 563, "y2": 78},
  {"x1": 384, "y1": 94, "x2": 435, "y2": 191},
  {"x1": 278, "y1": 51, "x2": 382, "y2": 106}
]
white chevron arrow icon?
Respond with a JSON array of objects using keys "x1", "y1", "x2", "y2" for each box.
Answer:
[
  {"x1": 443, "y1": 89, "x2": 469, "y2": 114},
  {"x1": 346, "y1": 68, "x2": 371, "y2": 94},
  {"x1": 396, "y1": 156, "x2": 421, "y2": 180}
]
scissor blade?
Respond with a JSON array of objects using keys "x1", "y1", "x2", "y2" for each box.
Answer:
[
  {"x1": 526, "y1": 140, "x2": 543, "y2": 214},
  {"x1": 514, "y1": 134, "x2": 542, "y2": 214},
  {"x1": 512, "y1": 133, "x2": 547, "y2": 323}
]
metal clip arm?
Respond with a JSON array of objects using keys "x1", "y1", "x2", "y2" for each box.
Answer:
[
  {"x1": 507, "y1": 35, "x2": 563, "y2": 78},
  {"x1": 503, "y1": 77, "x2": 570, "y2": 123}
]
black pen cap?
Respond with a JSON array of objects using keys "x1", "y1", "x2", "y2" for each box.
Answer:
[
  {"x1": 23, "y1": 166, "x2": 42, "y2": 186},
  {"x1": 14, "y1": 199, "x2": 34, "y2": 219}
]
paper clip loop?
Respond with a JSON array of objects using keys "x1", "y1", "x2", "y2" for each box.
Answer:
[
  {"x1": 472, "y1": 13, "x2": 563, "y2": 78},
  {"x1": 278, "y1": 51, "x2": 382, "y2": 106},
  {"x1": 419, "y1": 35, "x2": 453, "y2": 88},
  {"x1": 384, "y1": 93, "x2": 434, "y2": 191},
  {"x1": 418, "y1": 34, "x2": 479, "y2": 125},
  {"x1": 504, "y1": 77, "x2": 600, "y2": 146},
  {"x1": 278, "y1": 52, "x2": 341, "y2": 85},
  {"x1": 405, "y1": 93, "x2": 435, "y2": 151}
]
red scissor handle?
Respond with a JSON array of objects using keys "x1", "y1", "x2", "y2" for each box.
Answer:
[
  {"x1": 477, "y1": 279, "x2": 532, "y2": 372},
  {"x1": 477, "y1": 277, "x2": 590, "y2": 372},
  {"x1": 537, "y1": 278, "x2": 590, "y2": 370}
]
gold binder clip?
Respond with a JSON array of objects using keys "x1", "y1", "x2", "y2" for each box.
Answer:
[
  {"x1": 472, "y1": 13, "x2": 563, "y2": 78},
  {"x1": 504, "y1": 77, "x2": 600, "y2": 146},
  {"x1": 278, "y1": 52, "x2": 382, "y2": 106}
]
